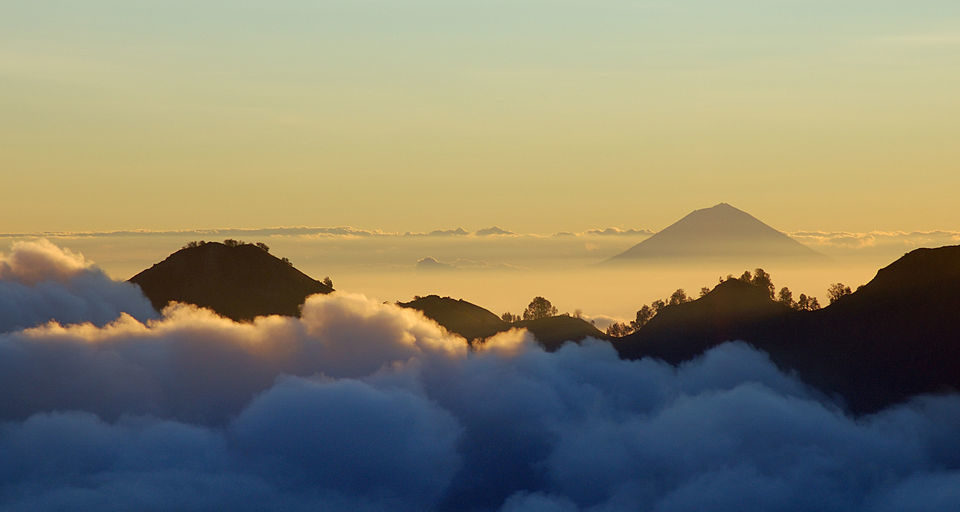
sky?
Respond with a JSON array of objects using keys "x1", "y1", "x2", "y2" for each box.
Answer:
[{"x1": 2, "y1": 1, "x2": 960, "y2": 234}]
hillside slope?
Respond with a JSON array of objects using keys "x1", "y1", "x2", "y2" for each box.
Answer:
[
  {"x1": 617, "y1": 245, "x2": 960, "y2": 413},
  {"x1": 130, "y1": 242, "x2": 332, "y2": 321}
]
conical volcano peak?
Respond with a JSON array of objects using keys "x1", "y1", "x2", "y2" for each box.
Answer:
[
  {"x1": 708, "y1": 202, "x2": 736, "y2": 210},
  {"x1": 609, "y1": 204, "x2": 822, "y2": 263}
]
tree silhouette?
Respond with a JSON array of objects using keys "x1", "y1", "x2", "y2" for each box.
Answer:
[
  {"x1": 777, "y1": 287, "x2": 795, "y2": 308},
  {"x1": 751, "y1": 268, "x2": 775, "y2": 299},
  {"x1": 777, "y1": 286, "x2": 797, "y2": 309},
  {"x1": 736, "y1": 268, "x2": 775, "y2": 299},
  {"x1": 668, "y1": 288, "x2": 690, "y2": 306},
  {"x1": 632, "y1": 305, "x2": 654, "y2": 331},
  {"x1": 523, "y1": 296, "x2": 558, "y2": 321},
  {"x1": 827, "y1": 283, "x2": 852, "y2": 304},
  {"x1": 322, "y1": 276, "x2": 333, "y2": 289},
  {"x1": 606, "y1": 322, "x2": 630, "y2": 337},
  {"x1": 501, "y1": 312, "x2": 520, "y2": 323},
  {"x1": 796, "y1": 294, "x2": 821, "y2": 311},
  {"x1": 700, "y1": 287, "x2": 711, "y2": 298},
  {"x1": 651, "y1": 299, "x2": 667, "y2": 315}
]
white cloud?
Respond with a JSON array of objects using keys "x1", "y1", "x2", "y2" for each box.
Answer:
[
  {"x1": 1, "y1": 242, "x2": 960, "y2": 510},
  {"x1": 0, "y1": 240, "x2": 157, "y2": 333},
  {"x1": 579, "y1": 313, "x2": 625, "y2": 331},
  {"x1": 790, "y1": 230, "x2": 960, "y2": 250}
]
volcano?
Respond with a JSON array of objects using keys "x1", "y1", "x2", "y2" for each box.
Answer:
[{"x1": 608, "y1": 203, "x2": 822, "y2": 263}]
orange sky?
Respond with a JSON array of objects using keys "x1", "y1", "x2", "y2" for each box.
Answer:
[{"x1": 2, "y1": 1, "x2": 959, "y2": 234}]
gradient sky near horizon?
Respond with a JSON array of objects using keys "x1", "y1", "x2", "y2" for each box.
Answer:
[{"x1": 3, "y1": 1, "x2": 959, "y2": 234}]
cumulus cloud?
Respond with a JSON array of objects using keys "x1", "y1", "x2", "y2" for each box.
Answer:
[
  {"x1": 2, "y1": 242, "x2": 960, "y2": 511},
  {"x1": 0, "y1": 293, "x2": 464, "y2": 424},
  {"x1": 0, "y1": 240, "x2": 156, "y2": 333},
  {"x1": 790, "y1": 230, "x2": 960, "y2": 250},
  {"x1": 0, "y1": 239, "x2": 91, "y2": 284}
]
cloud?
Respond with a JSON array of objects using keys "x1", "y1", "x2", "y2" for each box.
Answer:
[
  {"x1": 0, "y1": 239, "x2": 91, "y2": 285},
  {"x1": 0, "y1": 227, "x2": 387, "y2": 240},
  {"x1": 405, "y1": 228, "x2": 470, "y2": 237},
  {"x1": 578, "y1": 313, "x2": 624, "y2": 331},
  {"x1": 790, "y1": 230, "x2": 960, "y2": 251},
  {"x1": 584, "y1": 227, "x2": 653, "y2": 236},
  {"x1": 0, "y1": 225, "x2": 652, "y2": 242},
  {"x1": 232, "y1": 377, "x2": 461, "y2": 505},
  {"x1": 0, "y1": 293, "x2": 464, "y2": 424},
  {"x1": 0, "y1": 240, "x2": 157, "y2": 333},
  {"x1": 2, "y1": 242, "x2": 960, "y2": 510},
  {"x1": 551, "y1": 227, "x2": 653, "y2": 238}
]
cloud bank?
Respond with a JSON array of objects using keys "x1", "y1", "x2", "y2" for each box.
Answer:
[
  {"x1": 1, "y1": 242, "x2": 959, "y2": 511},
  {"x1": 0, "y1": 240, "x2": 157, "y2": 333},
  {"x1": 791, "y1": 230, "x2": 960, "y2": 250},
  {"x1": 0, "y1": 224, "x2": 654, "y2": 241}
]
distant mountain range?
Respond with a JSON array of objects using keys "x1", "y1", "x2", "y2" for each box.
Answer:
[
  {"x1": 127, "y1": 238, "x2": 960, "y2": 413},
  {"x1": 609, "y1": 203, "x2": 823, "y2": 263}
]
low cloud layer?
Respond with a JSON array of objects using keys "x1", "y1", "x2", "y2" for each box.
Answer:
[
  {"x1": 0, "y1": 225, "x2": 651, "y2": 240},
  {"x1": 791, "y1": 230, "x2": 960, "y2": 250},
  {"x1": 583, "y1": 227, "x2": 654, "y2": 236},
  {"x1": 1, "y1": 243, "x2": 959, "y2": 511},
  {"x1": 0, "y1": 240, "x2": 156, "y2": 333},
  {"x1": 579, "y1": 313, "x2": 626, "y2": 332}
]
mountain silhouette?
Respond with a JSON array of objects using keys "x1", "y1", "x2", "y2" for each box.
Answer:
[
  {"x1": 398, "y1": 295, "x2": 607, "y2": 349},
  {"x1": 397, "y1": 295, "x2": 507, "y2": 342},
  {"x1": 416, "y1": 257, "x2": 455, "y2": 271},
  {"x1": 616, "y1": 278, "x2": 791, "y2": 363},
  {"x1": 129, "y1": 242, "x2": 332, "y2": 321},
  {"x1": 616, "y1": 244, "x2": 960, "y2": 413},
  {"x1": 608, "y1": 203, "x2": 822, "y2": 263},
  {"x1": 513, "y1": 315, "x2": 609, "y2": 351}
]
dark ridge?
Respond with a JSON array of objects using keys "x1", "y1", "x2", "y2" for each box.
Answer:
[
  {"x1": 129, "y1": 242, "x2": 333, "y2": 321},
  {"x1": 398, "y1": 295, "x2": 607, "y2": 350},
  {"x1": 514, "y1": 315, "x2": 609, "y2": 352},
  {"x1": 608, "y1": 203, "x2": 823, "y2": 263},
  {"x1": 397, "y1": 295, "x2": 507, "y2": 342},
  {"x1": 616, "y1": 245, "x2": 960, "y2": 414},
  {"x1": 615, "y1": 278, "x2": 790, "y2": 363},
  {"x1": 774, "y1": 244, "x2": 960, "y2": 413}
]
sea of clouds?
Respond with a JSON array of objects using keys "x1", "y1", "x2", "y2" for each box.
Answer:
[{"x1": 1, "y1": 241, "x2": 959, "y2": 511}]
